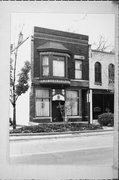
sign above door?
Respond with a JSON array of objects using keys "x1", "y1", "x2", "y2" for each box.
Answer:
[{"x1": 52, "y1": 94, "x2": 65, "y2": 101}]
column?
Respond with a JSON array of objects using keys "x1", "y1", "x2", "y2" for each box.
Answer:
[{"x1": 89, "y1": 89, "x2": 93, "y2": 124}]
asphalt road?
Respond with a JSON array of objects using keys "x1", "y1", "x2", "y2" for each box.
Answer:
[
  {"x1": 10, "y1": 132, "x2": 113, "y2": 165},
  {"x1": 10, "y1": 147, "x2": 113, "y2": 165}
]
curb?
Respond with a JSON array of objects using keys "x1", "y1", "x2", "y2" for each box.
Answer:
[{"x1": 9, "y1": 129, "x2": 113, "y2": 141}]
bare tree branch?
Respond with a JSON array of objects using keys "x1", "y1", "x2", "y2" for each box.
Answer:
[{"x1": 93, "y1": 35, "x2": 114, "y2": 52}]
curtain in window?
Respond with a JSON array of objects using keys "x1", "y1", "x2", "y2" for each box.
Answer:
[
  {"x1": 35, "y1": 89, "x2": 49, "y2": 117},
  {"x1": 108, "y1": 64, "x2": 114, "y2": 84},
  {"x1": 66, "y1": 90, "x2": 78, "y2": 116},
  {"x1": 75, "y1": 60, "x2": 82, "y2": 79},
  {"x1": 53, "y1": 60, "x2": 64, "y2": 77},
  {"x1": 42, "y1": 56, "x2": 49, "y2": 76},
  {"x1": 95, "y1": 62, "x2": 101, "y2": 83}
]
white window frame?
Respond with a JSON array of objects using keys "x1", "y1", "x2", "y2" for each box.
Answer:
[
  {"x1": 35, "y1": 89, "x2": 50, "y2": 117},
  {"x1": 66, "y1": 90, "x2": 79, "y2": 116},
  {"x1": 53, "y1": 56, "x2": 65, "y2": 77},
  {"x1": 42, "y1": 55, "x2": 49, "y2": 76},
  {"x1": 75, "y1": 60, "x2": 82, "y2": 79}
]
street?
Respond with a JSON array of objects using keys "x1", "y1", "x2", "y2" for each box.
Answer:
[{"x1": 10, "y1": 132, "x2": 113, "y2": 165}]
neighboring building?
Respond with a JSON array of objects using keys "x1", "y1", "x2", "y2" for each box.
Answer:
[
  {"x1": 30, "y1": 27, "x2": 89, "y2": 123},
  {"x1": 89, "y1": 46, "x2": 115, "y2": 123}
]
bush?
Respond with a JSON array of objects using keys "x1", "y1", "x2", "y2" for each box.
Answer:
[
  {"x1": 98, "y1": 113, "x2": 114, "y2": 126},
  {"x1": 10, "y1": 122, "x2": 102, "y2": 134}
]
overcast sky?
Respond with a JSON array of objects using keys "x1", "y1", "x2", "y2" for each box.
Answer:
[
  {"x1": 11, "y1": 13, "x2": 115, "y2": 46},
  {"x1": 11, "y1": 13, "x2": 115, "y2": 72}
]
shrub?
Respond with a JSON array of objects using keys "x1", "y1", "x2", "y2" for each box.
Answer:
[
  {"x1": 98, "y1": 113, "x2": 114, "y2": 126},
  {"x1": 10, "y1": 122, "x2": 102, "y2": 134}
]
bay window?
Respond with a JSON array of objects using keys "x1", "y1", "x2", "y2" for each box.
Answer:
[
  {"x1": 42, "y1": 56, "x2": 49, "y2": 76},
  {"x1": 35, "y1": 89, "x2": 50, "y2": 117},
  {"x1": 53, "y1": 56, "x2": 65, "y2": 77},
  {"x1": 40, "y1": 53, "x2": 67, "y2": 78},
  {"x1": 66, "y1": 90, "x2": 78, "y2": 116}
]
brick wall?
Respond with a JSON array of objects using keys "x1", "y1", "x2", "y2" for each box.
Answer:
[
  {"x1": 33, "y1": 27, "x2": 89, "y2": 81},
  {"x1": 30, "y1": 86, "x2": 35, "y2": 122}
]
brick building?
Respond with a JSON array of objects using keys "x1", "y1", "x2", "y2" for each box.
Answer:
[{"x1": 30, "y1": 27, "x2": 89, "y2": 123}]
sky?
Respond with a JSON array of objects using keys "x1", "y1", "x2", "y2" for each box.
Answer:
[
  {"x1": 11, "y1": 13, "x2": 115, "y2": 71},
  {"x1": 11, "y1": 13, "x2": 115, "y2": 49}
]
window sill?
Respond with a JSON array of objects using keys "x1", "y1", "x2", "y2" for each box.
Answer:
[{"x1": 94, "y1": 82, "x2": 102, "y2": 86}]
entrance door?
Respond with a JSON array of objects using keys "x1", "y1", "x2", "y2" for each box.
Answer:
[{"x1": 52, "y1": 101, "x2": 65, "y2": 122}]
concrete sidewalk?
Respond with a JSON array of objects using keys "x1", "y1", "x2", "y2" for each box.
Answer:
[{"x1": 9, "y1": 127, "x2": 113, "y2": 141}]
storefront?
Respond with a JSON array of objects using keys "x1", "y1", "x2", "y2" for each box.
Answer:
[
  {"x1": 92, "y1": 90, "x2": 114, "y2": 119},
  {"x1": 30, "y1": 86, "x2": 88, "y2": 123}
]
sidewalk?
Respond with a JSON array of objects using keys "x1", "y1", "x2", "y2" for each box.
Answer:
[{"x1": 9, "y1": 127, "x2": 113, "y2": 141}]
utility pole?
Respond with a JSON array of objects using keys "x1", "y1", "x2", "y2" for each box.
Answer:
[{"x1": 10, "y1": 31, "x2": 29, "y2": 129}]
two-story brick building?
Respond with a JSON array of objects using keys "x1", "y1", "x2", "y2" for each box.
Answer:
[
  {"x1": 30, "y1": 27, "x2": 89, "y2": 123},
  {"x1": 89, "y1": 46, "x2": 115, "y2": 123}
]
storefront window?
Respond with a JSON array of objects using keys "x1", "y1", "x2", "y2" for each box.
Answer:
[
  {"x1": 35, "y1": 89, "x2": 50, "y2": 117},
  {"x1": 66, "y1": 90, "x2": 78, "y2": 116}
]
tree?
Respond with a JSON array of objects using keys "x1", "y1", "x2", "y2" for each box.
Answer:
[
  {"x1": 93, "y1": 35, "x2": 114, "y2": 52},
  {"x1": 10, "y1": 30, "x2": 30, "y2": 129},
  {"x1": 57, "y1": 98, "x2": 77, "y2": 122}
]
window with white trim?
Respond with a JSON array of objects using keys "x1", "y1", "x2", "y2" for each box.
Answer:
[
  {"x1": 75, "y1": 60, "x2": 82, "y2": 79},
  {"x1": 53, "y1": 56, "x2": 65, "y2": 77},
  {"x1": 35, "y1": 89, "x2": 50, "y2": 117},
  {"x1": 41, "y1": 53, "x2": 67, "y2": 78},
  {"x1": 42, "y1": 56, "x2": 49, "y2": 76}
]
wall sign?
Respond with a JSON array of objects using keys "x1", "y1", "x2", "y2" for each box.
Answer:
[
  {"x1": 74, "y1": 55, "x2": 85, "y2": 60},
  {"x1": 52, "y1": 94, "x2": 65, "y2": 101}
]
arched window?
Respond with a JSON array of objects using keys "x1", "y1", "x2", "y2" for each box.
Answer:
[
  {"x1": 95, "y1": 62, "x2": 102, "y2": 84},
  {"x1": 108, "y1": 63, "x2": 114, "y2": 84}
]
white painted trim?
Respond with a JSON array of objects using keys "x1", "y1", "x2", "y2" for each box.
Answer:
[
  {"x1": 67, "y1": 116, "x2": 82, "y2": 118},
  {"x1": 33, "y1": 117, "x2": 52, "y2": 120},
  {"x1": 71, "y1": 79, "x2": 89, "y2": 82},
  {"x1": 89, "y1": 89, "x2": 93, "y2": 124},
  {"x1": 40, "y1": 51, "x2": 70, "y2": 57}
]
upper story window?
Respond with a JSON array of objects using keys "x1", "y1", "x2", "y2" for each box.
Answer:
[
  {"x1": 95, "y1": 62, "x2": 102, "y2": 84},
  {"x1": 75, "y1": 60, "x2": 82, "y2": 79},
  {"x1": 40, "y1": 52, "x2": 68, "y2": 78},
  {"x1": 53, "y1": 56, "x2": 65, "y2": 77},
  {"x1": 42, "y1": 56, "x2": 49, "y2": 76},
  {"x1": 108, "y1": 63, "x2": 114, "y2": 84}
]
